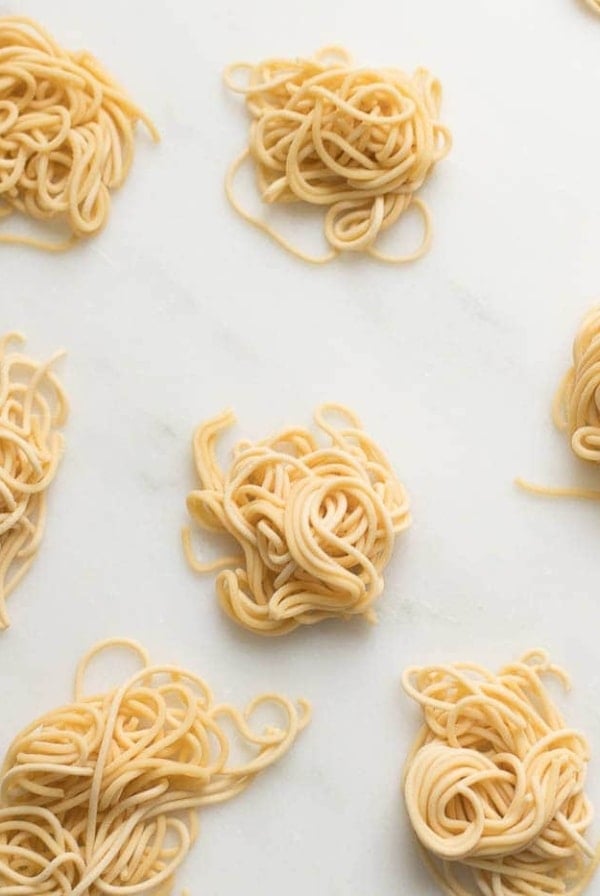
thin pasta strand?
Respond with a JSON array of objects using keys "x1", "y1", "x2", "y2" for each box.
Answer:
[
  {"x1": 183, "y1": 403, "x2": 410, "y2": 636},
  {"x1": 0, "y1": 16, "x2": 159, "y2": 250},
  {"x1": 0, "y1": 638, "x2": 310, "y2": 895},
  {"x1": 0, "y1": 333, "x2": 68, "y2": 629},
  {"x1": 224, "y1": 48, "x2": 451, "y2": 264},
  {"x1": 402, "y1": 650, "x2": 600, "y2": 896}
]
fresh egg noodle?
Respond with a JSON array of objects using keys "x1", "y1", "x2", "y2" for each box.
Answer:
[
  {"x1": 554, "y1": 307, "x2": 600, "y2": 464},
  {"x1": 224, "y1": 47, "x2": 451, "y2": 264},
  {"x1": 0, "y1": 333, "x2": 67, "y2": 629},
  {"x1": 402, "y1": 650, "x2": 600, "y2": 896},
  {"x1": 0, "y1": 638, "x2": 310, "y2": 895},
  {"x1": 517, "y1": 307, "x2": 600, "y2": 500},
  {"x1": 0, "y1": 16, "x2": 159, "y2": 251},
  {"x1": 183, "y1": 404, "x2": 410, "y2": 636}
]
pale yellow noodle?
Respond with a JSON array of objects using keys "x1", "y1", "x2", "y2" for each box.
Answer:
[
  {"x1": 0, "y1": 333, "x2": 68, "y2": 629},
  {"x1": 518, "y1": 307, "x2": 600, "y2": 500},
  {"x1": 0, "y1": 638, "x2": 310, "y2": 895},
  {"x1": 183, "y1": 403, "x2": 410, "y2": 636},
  {"x1": 402, "y1": 650, "x2": 600, "y2": 896},
  {"x1": 584, "y1": 0, "x2": 600, "y2": 12},
  {"x1": 0, "y1": 16, "x2": 159, "y2": 250},
  {"x1": 224, "y1": 48, "x2": 451, "y2": 264}
]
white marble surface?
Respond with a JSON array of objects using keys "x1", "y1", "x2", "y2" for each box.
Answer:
[{"x1": 2, "y1": 0, "x2": 600, "y2": 892}]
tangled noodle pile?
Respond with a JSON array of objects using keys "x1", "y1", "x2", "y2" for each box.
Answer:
[
  {"x1": 0, "y1": 639, "x2": 310, "y2": 894},
  {"x1": 0, "y1": 16, "x2": 158, "y2": 249},
  {"x1": 0, "y1": 332, "x2": 67, "y2": 629},
  {"x1": 225, "y1": 47, "x2": 451, "y2": 263},
  {"x1": 403, "y1": 650, "x2": 599, "y2": 896},
  {"x1": 183, "y1": 404, "x2": 410, "y2": 635}
]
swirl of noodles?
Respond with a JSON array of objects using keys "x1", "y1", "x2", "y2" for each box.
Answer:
[
  {"x1": 0, "y1": 332, "x2": 68, "y2": 629},
  {"x1": 183, "y1": 404, "x2": 410, "y2": 636},
  {"x1": 0, "y1": 638, "x2": 310, "y2": 895},
  {"x1": 517, "y1": 307, "x2": 600, "y2": 500},
  {"x1": 0, "y1": 16, "x2": 158, "y2": 250},
  {"x1": 402, "y1": 650, "x2": 599, "y2": 896},
  {"x1": 224, "y1": 49, "x2": 451, "y2": 264},
  {"x1": 553, "y1": 307, "x2": 600, "y2": 463}
]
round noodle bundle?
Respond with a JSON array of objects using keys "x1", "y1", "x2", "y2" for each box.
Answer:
[
  {"x1": 0, "y1": 333, "x2": 67, "y2": 629},
  {"x1": 517, "y1": 307, "x2": 600, "y2": 500},
  {"x1": 554, "y1": 307, "x2": 600, "y2": 464},
  {"x1": 0, "y1": 16, "x2": 158, "y2": 251},
  {"x1": 0, "y1": 638, "x2": 310, "y2": 895},
  {"x1": 183, "y1": 404, "x2": 410, "y2": 636},
  {"x1": 224, "y1": 47, "x2": 451, "y2": 264},
  {"x1": 402, "y1": 650, "x2": 600, "y2": 896}
]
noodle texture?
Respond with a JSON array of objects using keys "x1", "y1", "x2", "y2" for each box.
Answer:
[
  {"x1": 402, "y1": 650, "x2": 599, "y2": 896},
  {"x1": 183, "y1": 404, "x2": 410, "y2": 636},
  {"x1": 0, "y1": 638, "x2": 310, "y2": 895},
  {"x1": 554, "y1": 307, "x2": 600, "y2": 465},
  {"x1": 0, "y1": 333, "x2": 67, "y2": 629},
  {"x1": 0, "y1": 16, "x2": 158, "y2": 251},
  {"x1": 584, "y1": 0, "x2": 600, "y2": 12},
  {"x1": 517, "y1": 307, "x2": 600, "y2": 500},
  {"x1": 224, "y1": 47, "x2": 451, "y2": 264}
]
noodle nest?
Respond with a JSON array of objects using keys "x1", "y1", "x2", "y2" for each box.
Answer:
[
  {"x1": 516, "y1": 307, "x2": 600, "y2": 500},
  {"x1": 0, "y1": 332, "x2": 67, "y2": 629},
  {"x1": 0, "y1": 16, "x2": 158, "y2": 250},
  {"x1": 225, "y1": 47, "x2": 451, "y2": 264},
  {"x1": 183, "y1": 404, "x2": 410, "y2": 636},
  {"x1": 0, "y1": 638, "x2": 310, "y2": 895},
  {"x1": 403, "y1": 650, "x2": 599, "y2": 896},
  {"x1": 554, "y1": 307, "x2": 600, "y2": 465}
]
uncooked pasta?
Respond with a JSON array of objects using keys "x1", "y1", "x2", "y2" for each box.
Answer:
[
  {"x1": 554, "y1": 307, "x2": 600, "y2": 464},
  {"x1": 0, "y1": 638, "x2": 310, "y2": 895},
  {"x1": 584, "y1": 0, "x2": 600, "y2": 12},
  {"x1": 402, "y1": 650, "x2": 600, "y2": 896},
  {"x1": 0, "y1": 16, "x2": 158, "y2": 251},
  {"x1": 0, "y1": 333, "x2": 68, "y2": 629},
  {"x1": 224, "y1": 47, "x2": 451, "y2": 264},
  {"x1": 183, "y1": 404, "x2": 410, "y2": 636},
  {"x1": 517, "y1": 307, "x2": 600, "y2": 500}
]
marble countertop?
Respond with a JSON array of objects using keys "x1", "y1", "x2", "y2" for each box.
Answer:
[{"x1": 2, "y1": 0, "x2": 600, "y2": 892}]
